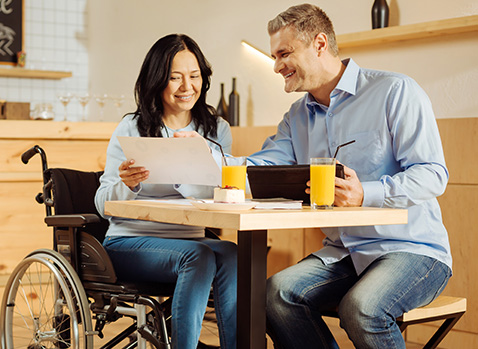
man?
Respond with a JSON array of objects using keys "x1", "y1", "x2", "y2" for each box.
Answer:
[{"x1": 248, "y1": 4, "x2": 452, "y2": 348}]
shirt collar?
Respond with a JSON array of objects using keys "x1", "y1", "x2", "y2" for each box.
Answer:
[
  {"x1": 334, "y1": 58, "x2": 359, "y2": 96},
  {"x1": 306, "y1": 58, "x2": 360, "y2": 111}
]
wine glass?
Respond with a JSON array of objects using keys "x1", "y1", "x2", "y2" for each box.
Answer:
[
  {"x1": 57, "y1": 93, "x2": 72, "y2": 121},
  {"x1": 77, "y1": 93, "x2": 90, "y2": 122},
  {"x1": 111, "y1": 94, "x2": 125, "y2": 118},
  {"x1": 94, "y1": 94, "x2": 108, "y2": 121}
]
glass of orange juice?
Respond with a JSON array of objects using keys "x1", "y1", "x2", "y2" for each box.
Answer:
[
  {"x1": 310, "y1": 158, "x2": 336, "y2": 209},
  {"x1": 222, "y1": 157, "x2": 247, "y2": 191}
]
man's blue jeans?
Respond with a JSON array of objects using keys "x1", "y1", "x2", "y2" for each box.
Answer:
[
  {"x1": 266, "y1": 252, "x2": 451, "y2": 349},
  {"x1": 104, "y1": 236, "x2": 237, "y2": 349}
]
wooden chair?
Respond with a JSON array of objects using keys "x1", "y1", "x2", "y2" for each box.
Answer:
[{"x1": 323, "y1": 295, "x2": 466, "y2": 349}]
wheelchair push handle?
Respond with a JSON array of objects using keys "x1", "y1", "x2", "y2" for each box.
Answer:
[
  {"x1": 22, "y1": 145, "x2": 41, "y2": 164},
  {"x1": 21, "y1": 145, "x2": 52, "y2": 215},
  {"x1": 21, "y1": 145, "x2": 48, "y2": 174}
]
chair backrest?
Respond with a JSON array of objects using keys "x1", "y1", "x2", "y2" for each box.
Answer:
[
  {"x1": 47, "y1": 168, "x2": 109, "y2": 242},
  {"x1": 46, "y1": 168, "x2": 117, "y2": 284}
]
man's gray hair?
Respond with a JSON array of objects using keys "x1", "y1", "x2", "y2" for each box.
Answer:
[{"x1": 268, "y1": 3, "x2": 339, "y2": 56}]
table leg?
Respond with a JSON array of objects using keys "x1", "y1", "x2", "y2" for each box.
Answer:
[{"x1": 237, "y1": 229, "x2": 268, "y2": 349}]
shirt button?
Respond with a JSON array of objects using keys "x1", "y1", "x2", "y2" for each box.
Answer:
[
  {"x1": 331, "y1": 142, "x2": 337, "y2": 147},
  {"x1": 328, "y1": 112, "x2": 333, "y2": 117}
]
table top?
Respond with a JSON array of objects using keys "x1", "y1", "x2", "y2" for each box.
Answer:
[{"x1": 105, "y1": 200, "x2": 408, "y2": 231}]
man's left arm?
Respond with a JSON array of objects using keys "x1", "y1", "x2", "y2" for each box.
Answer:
[{"x1": 337, "y1": 77, "x2": 448, "y2": 208}]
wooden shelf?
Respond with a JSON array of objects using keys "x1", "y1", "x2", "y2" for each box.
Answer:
[
  {"x1": 337, "y1": 15, "x2": 478, "y2": 49},
  {"x1": 0, "y1": 68, "x2": 72, "y2": 79}
]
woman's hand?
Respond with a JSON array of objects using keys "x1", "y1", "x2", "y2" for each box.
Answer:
[
  {"x1": 119, "y1": 159, "x2": 149, "y2": 190},
  {"x1": 173, "y1": 131, "x2": 202, "y2": 138},
  {"x1": 173, "y1": 131, "x2": 211, "y2": 151}
]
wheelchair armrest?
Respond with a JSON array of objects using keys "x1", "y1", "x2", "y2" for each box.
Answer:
[{"x1": 45, "y1": 214, "x2": 101, "y2": 227}]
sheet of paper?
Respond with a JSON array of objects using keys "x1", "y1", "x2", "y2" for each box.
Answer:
[{"x1": 118, "y1": 136, "x2": 221, "y2": 186}]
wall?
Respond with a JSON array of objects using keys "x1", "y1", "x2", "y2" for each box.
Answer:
[
  {"x1": 87, "y1": 0, "x2": 478, "y2": 125},
  {"x1": 1, "y1": 1, "x2": 475, "y2": 124},
  {"x1": 0, "y1": 0, "x2": 90, "y2": 121}
]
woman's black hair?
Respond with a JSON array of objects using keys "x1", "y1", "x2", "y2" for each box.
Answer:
[{"x1": 132, "y1": 34, "x2": 218, "y2": 138}]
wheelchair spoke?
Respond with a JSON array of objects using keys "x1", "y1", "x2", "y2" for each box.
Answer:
[{"x1": 1, "y1": 251, "x2": 93, "y2": 348}]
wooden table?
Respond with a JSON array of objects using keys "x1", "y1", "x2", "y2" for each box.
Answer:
[{"x1": 105, "y1": 200, "x2": 408, "y2": 348}]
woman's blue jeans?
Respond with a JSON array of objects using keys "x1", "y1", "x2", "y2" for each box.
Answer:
[
  {"x1": 104, "y1": 235, "x2": 237, "y2": 349},
  {"x1": 266, "y1": 252, "x2": 451, "y2": 349}
]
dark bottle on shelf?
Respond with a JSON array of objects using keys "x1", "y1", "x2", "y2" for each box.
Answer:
[
  {"x1": 216, "y1": 83, "x2": 229, "y2": 121},
  {"x1": 372, "y1": 0, "x2": 389, "y2": 29},
  {"x1": 228, "y1": 77, "x2": 239, "y2": 126}
]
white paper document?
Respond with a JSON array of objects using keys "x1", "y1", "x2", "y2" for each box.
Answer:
[{"x1": 118, "y1": 136, "x2": 221, "y2": 186}]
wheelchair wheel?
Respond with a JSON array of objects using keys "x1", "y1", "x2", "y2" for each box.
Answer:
[{"x1": 1, "y1": 249, "x2": 93, "y2": 348}]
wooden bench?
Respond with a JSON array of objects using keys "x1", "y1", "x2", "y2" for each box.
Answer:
[{"x1": 323, "y1": 295, "x2": 466, "y2": 349}]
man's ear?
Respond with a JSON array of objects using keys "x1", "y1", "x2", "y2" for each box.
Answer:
[{"x1": 314, "y1": 33, "x2": 328, "y2": 56}]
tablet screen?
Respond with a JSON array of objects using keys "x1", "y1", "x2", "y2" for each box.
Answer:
[{"x1": 247, "y1": 165, "x2": 310, "y2": 203}]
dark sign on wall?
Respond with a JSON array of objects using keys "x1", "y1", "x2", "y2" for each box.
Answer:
[{"x1": 0, "y1": 0, "x2": 23, "y2": 65}]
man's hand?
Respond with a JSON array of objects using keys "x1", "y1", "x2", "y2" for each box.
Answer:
[
  {"x1": 334, "y1": 164, "x2": 364, "y2": 207},
  {"x1": 119, "y1": 159, "x2": 149, "y2": 190},
  {"x1": 305, "y1": 163, "x2": 364, "y2": 207}
]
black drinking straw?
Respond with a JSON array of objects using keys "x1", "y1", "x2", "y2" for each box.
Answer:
[
  {"x1": 204, "y1": 136, "x2": 228, "y2": 166},
  {"x1": 333, "y1": 140, "x2": 356, "y2": 159}
]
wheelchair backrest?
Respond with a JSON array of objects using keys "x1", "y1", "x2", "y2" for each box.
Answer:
[
  {"x1": 47, "y1": 168, "x2": 117, "y2": 284},
  {"x1": 47, "y1": 168, "x2": 109, "y2": 243}
]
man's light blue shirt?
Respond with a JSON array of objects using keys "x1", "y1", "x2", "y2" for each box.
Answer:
[{"x1": 248, "y1": 59, "x2": 452, "y2": 275}]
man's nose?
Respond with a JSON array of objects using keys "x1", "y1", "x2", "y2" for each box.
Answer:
[{"x1": 273, "y1": 59, "x2": 282, "y2": 74}]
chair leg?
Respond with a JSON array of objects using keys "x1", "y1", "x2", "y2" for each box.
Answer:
[
  {"x1": 398, "y1": 322, "x2": 408, "y2": 332},
  {"x1": 135, "y1": 303, "x2": 148, "y2": 349},
  {"x1": 422, "y1": 313, "x2": 464, "y2": 349}
]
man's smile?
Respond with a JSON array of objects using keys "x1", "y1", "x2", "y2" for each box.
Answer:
[{"x1": 284, "y1": 71, "x2": 295, "y2": 79}]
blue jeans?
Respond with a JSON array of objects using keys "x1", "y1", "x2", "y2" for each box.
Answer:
[
  {"x1": 104, "y1": 236, "x2": 237, "y2": 349},
  {"x1": 266, "y1": 252, "x2": 451, "y2": 349}
]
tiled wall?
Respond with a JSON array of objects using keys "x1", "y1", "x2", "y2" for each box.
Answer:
[{"x1": 0, "y1": 0, "x2": 89, "y2": 121}]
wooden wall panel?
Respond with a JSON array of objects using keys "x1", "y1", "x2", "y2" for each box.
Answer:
[
  {"x1": 436, "y1": 118, "x2": 478, "y2": 185},
  {"x1": 0, "y1": 181, "x2": 51, "y2": 274},
  {"x1": 0, "y1": 139, "x2": 109, "y2": 174},
  {"x1": 230, "y1": 126, "x2": 276, "y2": 156},
  {"x1": 303, "y1": 228, "x2": 326, "y2": 256},
  {"x1": 437, "y1": 185, "x2": 478, "y2": 332},
  {"x1": 265, "y1": 229, "x2": 305, "y2": 277}
]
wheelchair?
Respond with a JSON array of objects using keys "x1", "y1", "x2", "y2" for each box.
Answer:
[{"x1": 1, "y1": 145, "x2": 219, "y2": 349}]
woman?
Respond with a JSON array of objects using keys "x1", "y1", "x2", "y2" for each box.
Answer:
[{"x1": 95, "y1": 34, "x2": 236, "y2": 349}]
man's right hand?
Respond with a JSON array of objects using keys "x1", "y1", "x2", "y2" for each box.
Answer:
[{"x1": 119, "y1": 159, "x2": 149, "y2": 190}]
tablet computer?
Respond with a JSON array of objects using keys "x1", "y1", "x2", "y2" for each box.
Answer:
[{"x1": 247, "y1": 164, "x2": 344, "y2": 204}]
